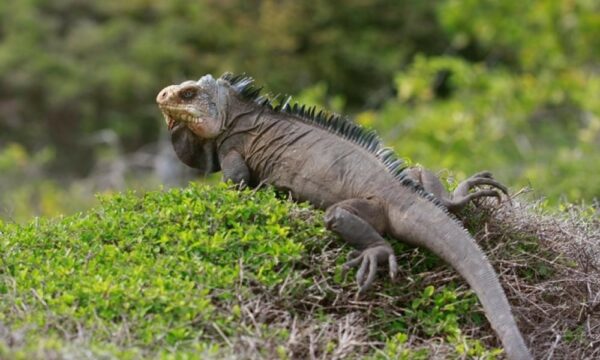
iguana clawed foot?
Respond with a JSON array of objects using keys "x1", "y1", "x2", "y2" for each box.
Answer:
[
  {"x1": 343, "y1": 245, "x2": 398, "y2": 293},
  {"x1": 444, "y1": 171, "x2": 510, "y2": 212},
  {"x1": 404, "y1": 167, "x2": 510, "y2": 213},
  {"x1": 324, "y1": 199, "x2": 397, "y2": 294}
]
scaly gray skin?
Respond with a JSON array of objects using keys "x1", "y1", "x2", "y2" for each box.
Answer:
[{"x1": 156, "y1": 74, "x2": 531, "y2": 360}]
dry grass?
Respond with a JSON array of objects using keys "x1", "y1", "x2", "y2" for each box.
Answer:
[{"x1": 465, "y1": 194, "x2": 600, "y2": 359}]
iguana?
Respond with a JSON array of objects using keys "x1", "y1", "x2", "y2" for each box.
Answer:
[{"x1": 156, "y1": 73, "x2": 531, "y2": 359}]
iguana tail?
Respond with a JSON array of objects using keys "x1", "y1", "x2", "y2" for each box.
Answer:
[{"x1": 389, "y1": 198, "x2": 531, "y2": 360}]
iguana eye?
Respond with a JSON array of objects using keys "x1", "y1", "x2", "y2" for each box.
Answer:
[{"x1": 180, "y1": 89, "x2": 196, "y2": 100}]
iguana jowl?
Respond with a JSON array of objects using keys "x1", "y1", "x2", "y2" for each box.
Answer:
[{"x1": 156, "y1": 73, "x2": 531, "y2": 360}]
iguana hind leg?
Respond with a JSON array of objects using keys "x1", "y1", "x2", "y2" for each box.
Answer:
[
  {"x1": 404, "y1": 167, "x2": 509, "y2": 213},
  {"x1": 324, "y1": 198, "x2": 398, "y2": 293}
]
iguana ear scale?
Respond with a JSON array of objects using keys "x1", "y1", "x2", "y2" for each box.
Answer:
[{"x1": 197, "y1": 74, "x2": 216, "y2": 88}]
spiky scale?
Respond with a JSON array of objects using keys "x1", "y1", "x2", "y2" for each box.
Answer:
[
  {"x1": 316, "y1": 110, "x2": 324, "y2": 122},
  {"x1": 281, "y1": 96, "x2": 291, "y2": 110}
]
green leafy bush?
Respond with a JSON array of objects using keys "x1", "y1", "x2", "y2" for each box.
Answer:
[
  {"x1": 0, "y1": 183, "x2": 318, "y2": 356},
  {"x1": 1, "y1": 183, "x2": 506, "y2": 359}
]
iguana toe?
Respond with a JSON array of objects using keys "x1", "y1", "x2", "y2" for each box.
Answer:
[
  {"x1": 347, "y1": 250, "x2": 361, "y2": 261},
  {"x1": 446, "y1": 189, "x2": 505, "y2": 212},
  {"x1": 451, "y1": 173, "x2": 511, "y2": 211},
  {"x1": 468, "y1": 178, "x2": 509, "y2": 196},
  {"x1": 472, "y1": 189, "x2": 503, "y2": 205},
  {"x1": 470, "y1": 170, "x2": 494, "y2": 179},
  {"x1": 388, "y1": 253, "x2": 398, "y2": 281}
]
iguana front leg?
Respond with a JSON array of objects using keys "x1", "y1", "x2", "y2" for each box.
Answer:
[
  {"x1": 324, "y1": 198, "x2": 398, "y2": 293},
  {"x1": 404, "y1": 167, "x2": 509, "y2": 213},
  {"x1": 220, "y1": 150, "x2": 250, "y2": 187}
]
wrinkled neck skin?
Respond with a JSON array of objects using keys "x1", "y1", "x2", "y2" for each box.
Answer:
[
  {"x1": 217, "y1": 86, "x2": 257, "y2": 131},
  {"x1": 214, "y1": 91, "x2": 262, "y2": 152}
]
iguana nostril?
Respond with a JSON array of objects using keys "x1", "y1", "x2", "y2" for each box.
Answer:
[{"x1": 156, "y1": 89, "x2": 168, "y2": 104}]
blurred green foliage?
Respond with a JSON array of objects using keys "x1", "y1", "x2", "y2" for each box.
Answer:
[
  {"x1": 388, "y1": 0, "x2": 600, "y2": 202},
  {"x1": 0, "y1": 0, "x2": 598, "y2": 220},
  {"x1": 0, "y1": 0, "x2": 443, "y2": 172},
  {"x1": 0, "y1": 143, "x2": 96, "y2": 222},
  {"x1": 374, "y1": 54, "x2": 600, "y2": 201}
]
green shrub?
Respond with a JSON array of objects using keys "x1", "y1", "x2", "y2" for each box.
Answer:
[
  {"x1": 0, "y1": 183, "x2": 321, "y2": 358},
  {"x1": 0, "y1": 183, "x2": 501, "y2": 359}
]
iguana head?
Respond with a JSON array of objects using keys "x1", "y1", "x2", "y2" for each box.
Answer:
[
  {"x1": 156, "y1": 74, "x2": 225, "y2": 139},
  {"x1": 156, "y1": 75, "x2": 227, "y2": 173}
]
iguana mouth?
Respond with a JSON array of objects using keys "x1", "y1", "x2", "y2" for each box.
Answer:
[
  {"x1": 159, "y1": 105, "x2": 204, "y2": 130},
  {"x1": 164, "y1": 114, "x2": 177, "y2": 130}
]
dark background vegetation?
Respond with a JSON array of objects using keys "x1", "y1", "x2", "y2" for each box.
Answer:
[{"x1": 1, "y1": 0, "x2": 599, "y2": 221}]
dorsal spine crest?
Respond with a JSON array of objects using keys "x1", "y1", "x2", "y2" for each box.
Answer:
[{"x1": 219, "y1": 72, "x2": 450, "y2": 209}]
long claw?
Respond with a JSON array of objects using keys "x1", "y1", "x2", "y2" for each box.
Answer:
[
  {"x1": 359, "y1": 254, "x2": 378, "y2": 293},
  {"x1": 347, "y1": 250, "x2": 361, "y2": 261},
  {"x1": 472, "y1": 171, "x2": 493, "y2": 179},
  {"x1": 388, "y1": 254, "x2": 398, "y2": 281},
  {"x1": 356, "y1": 256, "x2": 370, "y2": 286},
  {"x1": 469, "y1": 178, "x2": 509, "y2": 196},
  {"x1": 493, "y1": 191, "x2": 502, "y2": 204},
  {"x1": 342, "y1": 255, "x2": 363, "y2": 274},
  {"x1": 471, "y1": 189, "x2": 502, "y2": 205}
]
